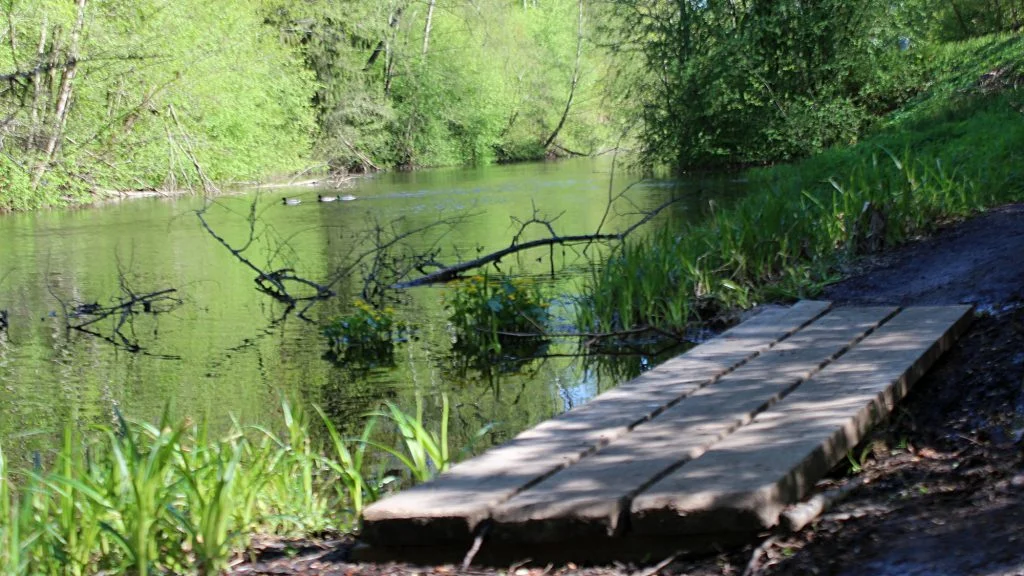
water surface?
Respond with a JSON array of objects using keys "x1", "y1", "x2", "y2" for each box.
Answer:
[{"x1": 0, "y1": 159, "x2": 742, "y2": 463}]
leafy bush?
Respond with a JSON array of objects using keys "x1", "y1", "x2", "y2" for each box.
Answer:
[
  {"x1": 446, "y1": 274, "x2": 550, "y2": 360},
  {"x1": 605, "y1": 0, "x2": 931, "y2": 171},
  {"x1": 0, "y1": 156, "x2": 33, "y2": 212},
  {"x1": 322, "y1": 299, "x2": 408, "y2": 367}
]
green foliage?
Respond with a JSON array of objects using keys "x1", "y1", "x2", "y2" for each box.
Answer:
[
  {"x1": 447, "y1": 274, "x2": 551, "y2": 360},
  {"x1": 933, "y1": 0, "x2": 1024, "y2": 40},
  {"x1": 367, "y1": 396, "x2": 450, "y2": 485},
  {"x1": 0, "y1": 0, "x2": 627, "y2": 209},
  {"x1": 0, "y1": 0, "x2": 315, "y2": 211},
  {"x1": 605, "y1": 0, "x2": 929, "y2": 170},
  {"x1": 0, "y1": 397, "x2": 468, "y2": 575},
  {"x1": 580, "y1": 32, "x2": 1024, "y2": 338},
  {"x1": 268, "y1": 0, "x2": 618, "y2": 171},
  {"x1": 579, "y1": 150, "x2": 986, "y2": 335},
  {"x1": 0, "y1": 157, "x2": 33, "y2": 211},
  {"x1": 322, "y1": 299, "x2": 408, "y2": 367}
]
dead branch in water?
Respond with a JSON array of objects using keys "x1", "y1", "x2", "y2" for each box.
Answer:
[
  {"x1": 195, "y1": 200, "x2": 334, "y2": 312},
  {"x1": 68, "y1": 287, "x2": 182, "y2": 357},
  {"x1": 392, "y1": 196, "x2": 677, "y2": 288},
  {"x1": 44, "y1": 261, "x2": 183, "y2": 357},
  {"x1": 194, "y1": 176, "x2": 675, "y2": 331}
]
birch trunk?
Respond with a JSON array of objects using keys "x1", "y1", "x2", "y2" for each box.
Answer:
[
  {"x1": 28, "y1": 18, "x2": 48, "y2": 150},
  {"x1": 33, "y1": 0, "x2": 87, "y2": 189},
  {"x1": 422, "y1": 0, "x2": 436, "y2": 57}
]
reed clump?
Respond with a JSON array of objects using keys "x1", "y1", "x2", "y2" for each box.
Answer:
[
  {"x1": 0, "y1": 398, "x2": 455, "y2": 575},
  {"x1": 579, "y1": 150, "x2": 1011, "y2": 336}
]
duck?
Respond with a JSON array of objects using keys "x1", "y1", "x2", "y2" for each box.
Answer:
[
  {"x1": 282, "y1": 197, "x2": 301, "y2": 206},
  {"x1": 318, "y1": 194, "x2": 338, "y2": 202},
  {"x1": 339, "y1": 194, "x2": 357, "y2": 201}
]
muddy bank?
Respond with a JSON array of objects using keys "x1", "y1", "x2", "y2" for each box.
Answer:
[
  {"x1": 231, "y1": 204, "x2": 1024, "y2": 576},
  {"x1": 824, "y1": 203, "x2": 1024, "y2": 309}
]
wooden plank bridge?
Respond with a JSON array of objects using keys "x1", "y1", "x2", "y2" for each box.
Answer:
[{"x1": 357, "y1": 301, "x2": 973, "y2": 564}]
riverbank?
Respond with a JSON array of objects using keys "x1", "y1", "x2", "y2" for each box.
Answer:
[
  {"x1": 575, "y1": 32, "x2": 1024, "y2": 338},
  {"x1": 231, "y1": 32, "x2": 1024, "y2": 575},
  {"x1": 229, "y1": 203, "x2": 1024, "y2": 576}
]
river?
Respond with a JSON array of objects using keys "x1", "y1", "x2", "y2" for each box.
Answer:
[{"x1": 0, "y1": 159, "x2": 743, "y2": 464}]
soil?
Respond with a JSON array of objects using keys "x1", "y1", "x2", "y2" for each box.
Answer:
[{"x1": 230, "y1": 204, "x2": 1024, "y2": 576}]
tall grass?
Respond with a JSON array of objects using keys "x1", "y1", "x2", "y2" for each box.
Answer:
[
  {"x1": 579, "y1": 33, "x2": 1024, "y2": 337},
  {"x1": 0, "y1": 397, "x2": 457, "y2": 575}
]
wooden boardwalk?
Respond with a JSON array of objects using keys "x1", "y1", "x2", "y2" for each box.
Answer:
[{"x1": 358, "y1": 301, "x2": 973, "y2": 564}]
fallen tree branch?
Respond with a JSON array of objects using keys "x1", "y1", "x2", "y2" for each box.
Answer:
[
  {"x1": 780, "y1": 476, "x2": 866, "y2": 532},
  {"x1": 59, "y1": 278, "x2": 182, "y2": 357},
  {"x1": 195, "y1": 201, "x2": 334, "y2": 307},
  {"x1": 392, "y1": 197, "x2": 678, "y2": 288}
]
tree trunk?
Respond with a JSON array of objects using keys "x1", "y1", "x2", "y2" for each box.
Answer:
[
  {"x1": 364, "y1": 6, "x2": 404, "y2": 73},
  {"x1": 951, "y1": 1, "x2": 971, "y2": 37},
  {"x1": 543, "y1": 0, "x2": 584, "y2": 150},
  {"x1": 28, "y1": 18, "x2": 48, "y2": 150},
  {"x1": 422, "y1": 0, "x2": 436, "y2": 56},
  {"x1": 33, "y1": 0, "x2": 86, "y2": 190}
]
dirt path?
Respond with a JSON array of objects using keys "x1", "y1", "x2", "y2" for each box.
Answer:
[
  {"x1": 750, "y1": 203, "x2": 1024, "y2": 576},
  {"x1": 232, "y1": 204, "x2": 1024, "y2": 576}
]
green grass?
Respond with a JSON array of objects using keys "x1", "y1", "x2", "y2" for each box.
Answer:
[
  {"x1": 0, "y1": 399, "x2": 456, "y2": 575},
  {"x1": 578, "y1": 33, "x2": 1024, "y2": 336}
]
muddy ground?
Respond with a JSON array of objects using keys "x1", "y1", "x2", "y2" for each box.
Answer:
[{"x1": 232, "y1": 204, "x2": 1024, "y2": 576}]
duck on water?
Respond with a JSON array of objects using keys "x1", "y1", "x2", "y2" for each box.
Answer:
[
  {"x1": 284, "y1": 195, "x2": 357, "y2": 205},
  {"x1": 318, "y1": 194, "x2": 357, "y2": 202}
]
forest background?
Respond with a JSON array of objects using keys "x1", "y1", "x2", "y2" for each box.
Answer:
[{"x1": 0, "y1": 0, "x2": 1020, "y2": 211}]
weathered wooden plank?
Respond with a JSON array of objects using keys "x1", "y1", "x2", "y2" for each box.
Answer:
[
  {"x1": 488, "y1": 307, "x2": 896, "y2": 542},
  {"x1": 360, "y1": 300, "x2": 832, "y2": 545},
  {"x1": 630, "y1": 305, "x2": 973, "y2": 536}
]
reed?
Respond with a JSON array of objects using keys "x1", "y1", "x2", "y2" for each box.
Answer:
[
  {"x1": 579, "y1": 151, "x2": 993, "y2": 336},
  {"x1": 0, "y1": 397, "x2": 459, "y2": 575}
]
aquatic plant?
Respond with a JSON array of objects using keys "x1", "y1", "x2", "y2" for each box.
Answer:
[
  {"x1": 322, "y1": 299, "x2": 408, "y2": 367},
  {"x1": 446, "y1": 274, "x2": 550, "y2": 359}
]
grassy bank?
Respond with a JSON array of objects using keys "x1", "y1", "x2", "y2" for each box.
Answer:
[
  {"x1": 577, "y1": 33, "x2": 1024, "y2": 335},
  {"x1": 0, "y1": 400, "x2": 451, "y2": 575}
]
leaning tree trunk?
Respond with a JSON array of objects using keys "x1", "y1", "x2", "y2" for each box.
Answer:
[
  {"x1": 28, "y1": 17, "x2": 48, "y2": 150},
  {"x1": 32, "y1": 0, "x2": 87, "y2": 190},
  {"x1": 422, "y1": 0, "x2": 435, "y2": 56},
  {"x1": 543, "y1": 0, "x2": 584, "y2": 150}
]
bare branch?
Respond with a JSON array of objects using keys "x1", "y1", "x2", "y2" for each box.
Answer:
[
  {"x1": 392, "y1": 197, "x2": 679, "y2": 288},
  {"x1": 195, "y1": 201, "x2": 334, "y2": 306}
]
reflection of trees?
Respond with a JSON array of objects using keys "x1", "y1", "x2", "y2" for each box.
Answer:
[{"x1": 581, "y1": 341, "x2": 691, "y2": 390}]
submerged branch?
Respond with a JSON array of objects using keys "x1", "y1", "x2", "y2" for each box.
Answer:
[{"x1": 195, "y1": 202, "x2": 334, "y2": 307}]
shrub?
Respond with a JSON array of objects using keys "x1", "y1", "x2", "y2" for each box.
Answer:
[
  {"x1": 322, "y1": 300, "x2": 408, "y2": 367},
  {"x1": 446, "y1": 274, "x2": 550, "y2": 360}
]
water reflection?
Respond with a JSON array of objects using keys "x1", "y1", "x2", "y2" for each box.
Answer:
[{"x1": 0, "y1": 159, "x2": 746, "y2": 465}]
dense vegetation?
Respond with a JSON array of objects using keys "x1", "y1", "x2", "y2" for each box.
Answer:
[
  {"x1": 0, "y1": 400, "x2": 456, "y2": 575},
  {"x1": 0, "y1": 0, "x2": 616, "y2": 210},
  {"x1": 607, "y1": 0, "x2": 1023, "y2": 171},
  {"x1": 578, "y1": 31, "x2": 1024, "y2": 336},
  {"x1": 1, "y1": 1, "x2": 1023, "y2": 569},
  {"x1": 2, "y1": 1, "x2": 1021, "y2": 210}
]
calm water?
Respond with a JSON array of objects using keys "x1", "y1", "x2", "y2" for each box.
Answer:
[{"x1": 0, "y1": 159, "x2": 742, "y2": 464}]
